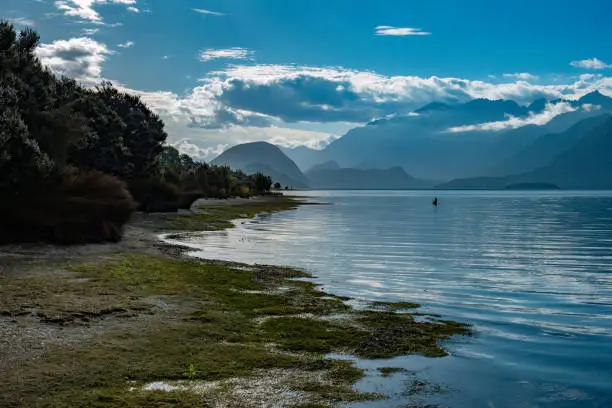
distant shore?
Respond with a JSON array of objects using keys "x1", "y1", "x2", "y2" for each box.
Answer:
[{"x1": 0, "y1": 195, "x2": 469, "y2": 407}]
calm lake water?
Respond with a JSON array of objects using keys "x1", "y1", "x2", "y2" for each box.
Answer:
[{"x1": 164, "y1": 190, "x2": 612, "y2": 408}]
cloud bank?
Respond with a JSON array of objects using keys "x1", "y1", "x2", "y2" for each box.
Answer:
[
  {"x1": 446, "y1": 102, "x2": 580, "y2": 133},
  {"x1": 37, "y1": 35, "x2": 612, "y2": 155}
]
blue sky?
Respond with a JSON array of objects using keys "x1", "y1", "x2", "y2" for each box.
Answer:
[{"x1": 3, "y1": 0, "x2": 612, "y2": 158}]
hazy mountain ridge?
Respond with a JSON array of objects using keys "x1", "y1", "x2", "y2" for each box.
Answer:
[
  {"x1": 278, "y1": 91, "x2": 612, "y2": 182},
  {"x1": 279, "y1": 146, "x2": 322, "y2": 172},
  {"x1": 306, "y1": 166, "x2": 431, "y2": 189},
  {"x1": 439, "y1": 114, "x2": 612, "y2": 189},
  {"x1": 491, "y1": 114, "x2": 612, "y2": 176},
  {"x1": 216, "y1": 92, "x2": 612, "y2": 190}
]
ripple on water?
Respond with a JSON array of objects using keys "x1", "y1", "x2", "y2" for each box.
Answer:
[{"x1": 164, "y1": 190, "x2": 612, "y2": 408}]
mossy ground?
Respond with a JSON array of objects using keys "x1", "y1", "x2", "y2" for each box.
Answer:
[
  {"x1": 0, "y1": 198, "x2": 470, "y2": 407},
  {"x1": 167, "y1": 196, "x2": 305, "y2": 231}
]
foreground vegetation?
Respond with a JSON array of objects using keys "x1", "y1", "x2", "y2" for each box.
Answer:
[
  {"x1": 0, "y1": 200, "x2": 471, "y2": 407},
  {"x1": 0, "y1": 21, "x2": 273, "y2": 245},
  {"x1": 0, "y1": 254, "x2": 469, "y2": 407}
]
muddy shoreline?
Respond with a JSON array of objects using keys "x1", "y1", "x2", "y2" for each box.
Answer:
[{"x1": 0, "y1": 196, "x2": 470, "y2": 407}]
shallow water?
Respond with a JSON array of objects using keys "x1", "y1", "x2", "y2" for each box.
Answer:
[{"x1": 164, "y1": 190, "x2": 612, "y2": 407}]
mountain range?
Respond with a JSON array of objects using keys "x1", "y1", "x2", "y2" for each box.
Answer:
[
  {"x1": 440, "y1": 115, "x2": 612, "y2": 189},
  {"x1": 306, "y1": 164, "x2": 431, "y2": 189},
  {"x1": 211, "y1": 91, "x2": 612, "y2": 190}
]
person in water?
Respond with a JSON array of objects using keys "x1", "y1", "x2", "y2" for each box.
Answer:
[{"x1": 432, "y1": 197, "x2": 438, "y2": 206}]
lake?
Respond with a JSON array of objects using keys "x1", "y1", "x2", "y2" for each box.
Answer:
[{"x1": 163, "y1": 190, "x2": 612, "y2": 407}]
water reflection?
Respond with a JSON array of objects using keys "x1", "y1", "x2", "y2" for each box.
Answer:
[{"x1": 163, "y1": 191, "x2": 612, "y2": 407}]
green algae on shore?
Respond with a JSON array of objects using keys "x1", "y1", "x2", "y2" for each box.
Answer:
[
  {"x1": 0, "y1": 253, "x2": 470, "y2": 407},
  {"x1": 169, "y1": 196, "x2": 305, "y2": 231},
  {"x1": 378, "y1": 367, "x2": 409, "y2": 377},
  {"x1": 0, "y1": 197, "x2": 470, "y2": 407},
  {"x1": 369, "y1": 300, "x2": 421, "y2": 312}
]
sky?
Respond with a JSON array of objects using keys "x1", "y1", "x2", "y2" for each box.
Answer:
[{"x1": 3, "y1": 0, "x2": 612, "y2": 159}]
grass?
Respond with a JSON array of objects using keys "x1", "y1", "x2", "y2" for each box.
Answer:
[{"x1": 0, "y1": 198, "x2": 471, "y2": 407}]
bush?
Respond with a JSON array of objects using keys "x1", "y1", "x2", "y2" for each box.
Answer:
[
  {"x1": 128, "y1": 179, "x2": 181, "y2": 213},
  {"x1": 234, "y1": 185, "x2": 252, "y2": 198},
  {"x1": 177, "y1": 191, "x2": 203, "y2": 210},
  {"x1": 0, "y1": 168, "x2": 136, "y2": 245}
]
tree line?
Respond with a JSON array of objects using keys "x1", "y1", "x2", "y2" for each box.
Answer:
[{"x1": 0, "y1": 22, "x2": 272, "y2": 244}]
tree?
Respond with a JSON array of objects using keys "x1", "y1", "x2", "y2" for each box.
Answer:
[
  {"x1": 273, "y1": 182, "x2": 281, "y2": 189},
  {"x1": 0, "y1": 98, "x2": 53, "y2": 192},
  {"x1": 0, "y1": 22, "x2": 137, "y2": 244},
  {"x1": 67, "y1": 89, "x2": 130, "y2": 176},
  {"x1": 95, "y1": 82, "x2": 167, "y2": 180},
  {"x1": 251, "y1": 172, "x2": 272, "y2": 194}
]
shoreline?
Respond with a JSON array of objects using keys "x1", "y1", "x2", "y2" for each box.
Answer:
[{"x1": 0, "y1": 195, "x2": 470, "y2": 407}]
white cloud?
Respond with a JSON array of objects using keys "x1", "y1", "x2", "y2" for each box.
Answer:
[
  {"x1": 446, "y1": 102, "x2": 579, "y2": 133},
  {"x1": 36, "y1": 35, "x2": 612, "y2": 151},
  {"x1": 127, "y1": 6, "x2": 139, "y2": 12},
  {"x1": 8, "y1": 17, "x2": 36, "y2": 27},
  {"x1": 110, "y1": 64, "x2": 612, "y2": 137},
  {"x1": 579, "y1": 73, "x2": 599, "y2": 81},
  {"x1": 581, "y1": 103, "x2": 601, "y2": 112},
  {"x1": 375, "y1": 26, "x2": 431, "y2": 36},
  {"x1": 502, "y1": 73, "x2": 539, "y2": 81},
  {"x1": 199, "y1": 48, "x2": 254, "y2": 62},
  {"x1": 117, "y1": 41, "x2": 134, "y2": 48},
  {"x1": 36, "y1": 37, "x2": 113, "y2": 80},
  {"x1": 171, "y1": 139, "x2": 228, "y2": 161},
  {"x1": 192, "y1": 8, "x2": 225, "y2": 16},
  {"x1": 111, "y1": 64, "x2": 612, "y2": 137},
  {"x1": 81, "y1": 28, "x2": 100, "y2": 35},
  {"x1": 202, "y1": 64, "x2": 590, "y2": 121},
  {"x1": 54, "y1": 0, "x2": 137, "y2": 23},
  {"x1": 278, "y1": 133, "x2": 340, "y2": 150},
  {"x1": 570, "y1": 58, "x2": 611, "y2": 70}
]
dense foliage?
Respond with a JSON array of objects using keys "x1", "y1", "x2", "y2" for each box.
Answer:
[{"x1": 0, "y1": 22, "x2": 272, "y2": 244}]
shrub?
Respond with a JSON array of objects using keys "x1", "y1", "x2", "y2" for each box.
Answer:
[
  {"x1": 0, "y1": 168, "x2": 136, "y2": 245},
  {"x1": 128, "y1": 178, "x2": 180, "y2": 213},
  {"x1": 177, "y1": 191, "x2": 203, "y2": 210},
  {"x1": 234, "y1": 185, "x2": 252, "y2": 198}
]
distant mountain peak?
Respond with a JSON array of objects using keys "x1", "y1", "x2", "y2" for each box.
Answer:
[
  {"x1": 212, "y1": 141, "x2": 309, "y2": 187},
  {"x1": 527, "y1": 98, "x2": 547, "y2": 113},
  {"x1": 461, "y1": 98, "x2": 523, "y2": 111},
  {"x1": 579, "y1": 90, "x2": 612, "y2": 105},
  {"x1": 414, "y1": 102, "x2": 452, "y2": 114}
]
